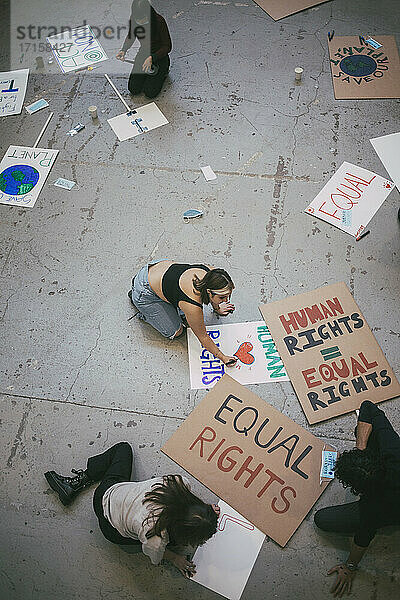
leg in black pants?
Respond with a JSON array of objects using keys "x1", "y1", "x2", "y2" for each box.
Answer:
[
  {"x1": 314, "y1": 501, "x2": 361, "y2": 534},
  {"x1": 88, "y1": 442, "x2": 141, "y2": 546},
  {"x1": 143, "y1": 55, "x2": 170, "y2": 98}
]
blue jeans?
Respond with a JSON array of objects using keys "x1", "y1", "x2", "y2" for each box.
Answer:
[{"x1": 131, "y1": 261, "x2": 183, "y2": 339}]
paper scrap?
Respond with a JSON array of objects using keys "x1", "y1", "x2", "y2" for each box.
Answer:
[
  {"x1": 201, "y1": 165, "x2": 217, "y2": 181},
  {"x1": 365, "y1": 37, "x2": 382, "y2": 49},
  {"x1": 54, "y1": 178, "x2": 76, "y2": 190},
  {"x1": 320, "y1": 450, "x2": 338, "y2": 480},
  {"x1": 25, "y1": 99, "x2": 49, "y2": 114}
]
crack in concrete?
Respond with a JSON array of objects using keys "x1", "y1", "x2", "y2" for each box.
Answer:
[
  {"x1": 6, "y1": 400, "x2": 31, "y2": 467},
  {"x1": 0, "y1": 289, "x2": 19, "y2": 322},
  {"x1": 0, "y1": 391, "x2": 184, "y2": 422},
  {"x1": 58, "y1": 158, "x2": 312, "y2": 182},
  {"x1": 65, "y1": 321, "x2": 103, "y2": 402}
]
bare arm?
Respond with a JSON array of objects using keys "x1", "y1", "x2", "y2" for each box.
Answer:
[
  {"x1": 356, "y1": 420, "x2": 372, "y2": 450},
  {"x1": 182, "y1": 303, "x2": 237, "y2": 366}
]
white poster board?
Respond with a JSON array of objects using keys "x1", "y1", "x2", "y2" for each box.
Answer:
[
  {"x1": 0, "y1": 69, "x2": 29, "y2": 116},
  {"x1": 187, "y1": 321, "x2": 289, "y2": 390},
  {"x1": 107, "y1": 103, "x2": 168, "y2": 141},
  {"x1": 0, "y1": 146, "x2": 58, "y2": 208},
  {"x1": 370, "y1": 132, "x2": 400, "y2": 193},
  {"x1": 47, "y1": 25, "x2": 108, "y2": 73},
  {"x1": 305, "y1": 162, "x2": 394, "y2": 238},
  {"x1": 192, "y1": 500, "x2": 265, "y2": 600}
]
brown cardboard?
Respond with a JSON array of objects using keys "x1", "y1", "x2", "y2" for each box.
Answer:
[
  {"x1": 328, "y1": 35, "x2": 400, "y2": 99},
  {"x1": 259, "y1": 282, "x2": 400, "y2": 425},
  {"x1": 253, "y1": 0, "x2": 329, "y2": 21},
  {"x1": 162, "y1": 375, "x2": 332, "y2": 547}
]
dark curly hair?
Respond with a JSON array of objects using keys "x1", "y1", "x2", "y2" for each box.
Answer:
[
  {"x1": 334, "y1": 448, "x2": 385, "y2": 496},
  {"x1": 142, "y1": 475, "x2": 218, "y2": 546}
]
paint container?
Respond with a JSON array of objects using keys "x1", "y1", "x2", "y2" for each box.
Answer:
[
  {"x1": 88, "y1": 105, "x2": 98, "y2": 120},
  {"x1": 36, "y1": 56, "x2": 44, "y2": 69},
  {"x1": 295, "y1": 67, "x2": 304, "y2": 82}
]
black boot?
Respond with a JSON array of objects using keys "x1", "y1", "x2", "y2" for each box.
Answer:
[{"x1": 44, "y1": 469, "x2": 93, "y2": 506}]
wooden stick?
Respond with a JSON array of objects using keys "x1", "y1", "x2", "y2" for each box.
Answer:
[
  {"x1": 33, "y1": 112, "x2": 54, "y2": 148},
  {"x1": 104, "y1": 73, "x2": 132, "y2": 112}
]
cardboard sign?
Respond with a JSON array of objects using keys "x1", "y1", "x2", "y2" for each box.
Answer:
[
  {"x1": 304, "y1": 162, "x2": 394, "y2": 238},
  {"x1": 259, "y1": 282, "x2": 400, "y2": 424},
  {"x1": 187, "y1": 321, "x2": 289, "y2": 390},
  {"x1": 328, "y1": 35, "x2": 400, "y2": 99},
  {"x1": 0, "y1": 69, "x2": 29, "y2": 116},
  {"x1": 192, "y1": 500, "x2": 265, "y2": 600},
  {"x1": 252, "y1": 1, "x2": 329, "y2": 21},
  {"x1": 162, "y1": 375, "x2": 332, "y2": 546},
  {"x1": 47, "y1": 25, "x2": 108, "y2": 73},
  {"x1": 107, "y1": 103, "x2": 168, "y2": 141},
  {"x1": 0, "y1": 145, "x2": 58, "y2": 208},
  {"x1": 370, "y1": 132, "x2": 400, "y2": 193}
]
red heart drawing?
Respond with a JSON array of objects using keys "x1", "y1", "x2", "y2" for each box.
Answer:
[
  {"x1": 234, "y1": 341, "x2": 255, "y2": 365},
  {"x1": 384, "y1": 182, "x2": 392, "y2": 188}
]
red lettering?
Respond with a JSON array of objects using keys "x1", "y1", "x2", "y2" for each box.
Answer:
[
  {"x1": 207, "y1": 438, "x2": 226, "y2": 462},
  {"x1": 257, "y1": 469, "x2": 284, "y2": 498},
  {"x1": 326, "y1": 297, "x2": 344, "y2": 316},
  {"x1": 271, "y1": 486, "x2": 296, "y2": 514},
  {"x1": 189, "y1": 426, "x2": 216, "y2": 457},
  {"x1": 332, "y1": 358, "x2": 350, "y2": 378},
  {"x1": 293, "y1": 309, "x2": 308, "y2": 328},
  {"x1": 302, "y1": 367, "x2": 322, "y2": 388},
  {"x1": 320, "y1": 303, "x2": 333, "y2": 318},
  {"x1": 217, "y1": 446, "x2": 243, "y2": 472},
  {"x1": 233, "y1": 456, "x2": 264, "y2": 487},
  {"x1": 318, "y1": 201, "x2": 341, "y2": 220},
  {"x1": 345, "y1": 172, "x2": 376, "y2": 185},
  {"x1": 305, "y1": 304, "x2": 324, "y2": 324},
  {"x1": 351, "y1": 356, "x2": 366, "y2": 376},
  {"x1": 358, "y1": 352, "x2": 378, "y2": 370},
  {"x1": 279, "y1": 312, "x2": 299, "y2": 334}
]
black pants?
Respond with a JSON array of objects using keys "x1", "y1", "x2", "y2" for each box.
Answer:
[
  {"x1": 314, "y1": 501, "x2": 361, "y2": 534},
  {"x1": 128, "y1": 55, "x2": 170, "y2": 98},
  {"x1": 87, "y1": 442, "x2": 141, "y2": 546}
]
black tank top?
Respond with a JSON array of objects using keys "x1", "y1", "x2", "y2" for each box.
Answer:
[{"x1": 161, "y1": 263, "x2": 210, "y2": 308}]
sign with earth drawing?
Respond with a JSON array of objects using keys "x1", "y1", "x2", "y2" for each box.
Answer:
[
  {"x1": 0, "y1": 145, "x2": 59, "y2": 208},
  {"x1": 328, "y1": 35, "x2": 400, "y2": 99}
]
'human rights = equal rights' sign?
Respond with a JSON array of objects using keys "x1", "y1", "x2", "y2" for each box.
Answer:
[{"x1": 259, "y1": 282, "x2": 400, "y2": 424}]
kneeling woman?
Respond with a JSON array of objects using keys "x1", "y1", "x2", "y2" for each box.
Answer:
[
  {"x1": 45, "y1": 442, "x2": 219, "y2": 577},
  {"x1": 129, "y1": 260, "x2": 238, "y2": 366}
]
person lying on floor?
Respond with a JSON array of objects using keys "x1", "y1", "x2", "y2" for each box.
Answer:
[
  {"x1": 116, "y1": 0, "x2": 172, "y2": 99},
  {"x1": 314, "y1": 400, "x2": 400, "y2": 597},
  {"x1": 128, "y1": 259, "x2": 238, "y2": 367},
  {"x1": 45, "y1": 442, "x2": 220, "y2": 577}
]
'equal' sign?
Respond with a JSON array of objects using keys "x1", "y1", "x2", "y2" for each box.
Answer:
[{"x1": 320, "y1": 346, "x2": 342, "y2": 361}]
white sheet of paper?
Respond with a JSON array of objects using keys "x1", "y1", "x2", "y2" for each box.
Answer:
[
  {"x1": 187, "y1": 320, "x2": 289, "y2": 390},
  {"x1": 305, "y1": 162, "x2": 394, "y2": 238},
  {"x1": 107, "y1": 103, "x2": 168, "y2": 141},
  {"x1": 0, "y1": 69, "x2": 29, "y2": 116},
  {"x1": 201, "y1": 165, "x2": 217, "y2": 181},
  {"x1": 370, "y1": 132, "x2": 400, "y2": 193},
  {"x1": 192, "y1": 500, "x2": 265, "y2": 600},
  {"x1": 47, "y1": 25, "x2": 108, "y2": 73},
  {"x1": 0, "y1": 145, "x2": 59, "y2": 208}
]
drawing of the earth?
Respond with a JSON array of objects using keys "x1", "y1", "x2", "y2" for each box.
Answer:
[
  {"x1": 339, "y1": 55, "x2": 377, "y2": 77},
  {"x1": 0, "y1": 164, "x2": 40, "y2": 195}
]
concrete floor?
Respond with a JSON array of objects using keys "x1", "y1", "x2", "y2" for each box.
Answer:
[{"x1": 1, "y1": 0, "x2": 399, "y2": 598}]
